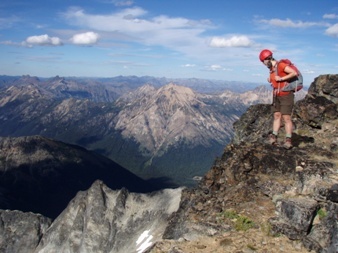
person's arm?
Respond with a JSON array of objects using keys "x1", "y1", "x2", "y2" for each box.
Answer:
[
  {"x1": 275, "y1": 64, "x2": 297, "y2": 82},
  {"x1": 280, "y1": 65, "x2": 297, "y2": 81}
]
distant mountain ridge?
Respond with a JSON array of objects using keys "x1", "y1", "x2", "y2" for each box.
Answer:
[
  {"x1": 0, "y1": 75, "x2": 306, "y2": 186},
  {"x1": 0, "y1": 74, "x2": 263, "y2": 94}
]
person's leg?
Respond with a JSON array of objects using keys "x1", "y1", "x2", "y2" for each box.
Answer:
[
  {"x1": 273, "y1": 112, "x2": 282, "y2": 134},
  {"x1": 279, "y1": 93, "x2": 294, "y2": 149},
  {"x1": 268, "y1": 111, "x2": 281, "y2": 144},
  {"x1": 269, "y1": 96, "x2": 281, "y2": 145},
  {"x1": 282, "y1": 114, "x2": 293, "y2": 137}
]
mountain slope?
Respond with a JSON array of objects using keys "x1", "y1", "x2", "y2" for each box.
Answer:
[
  {"x1": 0, "y1": 78, "x2": 247, "y2": 186},
  {"x1": 110, "y1": 83, "x2": 241, "y2": 184},
  {"x1": 0, "y1": 76, "x2": 306, "y2": 186},
  {"x1": 0, "y1": 135, "x2": 158, "y2": 218}
]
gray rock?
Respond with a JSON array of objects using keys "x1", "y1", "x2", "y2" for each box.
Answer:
[
  {"x1": 0, "y1": 210, "x2": 51, "y2": 253},
  {"x1": 34, "y1": 180, "x2": 183, "y2": 253},
  {"x1": 303, "y1": 202, "x2": 338, "y2": 253},
  {"x1": 327, "y1": 184, "x2": 338, "y2": 203},
  {"x1": 270, "y1": 197, "x2": 318, "y2": 239}
]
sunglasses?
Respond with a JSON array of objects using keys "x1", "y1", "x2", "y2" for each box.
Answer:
[{"x1": 263, "y1": 57, "x2": 272, "y2": 64}]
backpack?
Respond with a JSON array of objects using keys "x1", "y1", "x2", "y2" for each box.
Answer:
[{"x1": 276, "y1": 59, "x2": 303, "y2": 92}]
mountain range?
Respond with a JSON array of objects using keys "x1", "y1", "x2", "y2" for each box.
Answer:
[
  {"x1": 0, "y1": 74, "x2": 335, "y2": 253},
  {"x1": 0, "y1": 75, "x2": 307, "y2": 186}
]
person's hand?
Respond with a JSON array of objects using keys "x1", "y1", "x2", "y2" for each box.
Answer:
[{"x1": 275, "y1": 75, "x2": 283, "y2": 82}]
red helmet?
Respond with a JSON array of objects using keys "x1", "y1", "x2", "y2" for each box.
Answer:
[{"x1": 259, "y1": 49, "x2": 273, "y2": 62}]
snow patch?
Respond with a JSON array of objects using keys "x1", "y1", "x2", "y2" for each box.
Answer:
[{"x1": 136, "y1": 230, "x2": 153, "y2": 253}]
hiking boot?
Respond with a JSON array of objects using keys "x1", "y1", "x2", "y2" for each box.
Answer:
[
  {"x1": 283, "y1": 137, "x2": 293, "y2": 149},
  {"x1": 268, "y1": 134, "x2": 277, "y2": 145}
]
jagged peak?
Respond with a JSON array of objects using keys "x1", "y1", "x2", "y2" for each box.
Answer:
[{"x1": 47, "y1": 75, "x2": 66, "y2": 83}]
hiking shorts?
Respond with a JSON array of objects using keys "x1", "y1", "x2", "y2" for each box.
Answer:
[{"x1": 272, "y1": 92, "x2": 294, "y2": 115}]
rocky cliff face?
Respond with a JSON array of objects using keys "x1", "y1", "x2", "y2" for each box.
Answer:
[
  {"x1": 34, "y1": 181, "x2": 182, "y2": 253},
  {"x1": 0, "y1": 181, "x2": 182, "y2": 253}
]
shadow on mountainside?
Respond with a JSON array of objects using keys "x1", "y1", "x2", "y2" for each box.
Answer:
[{"x1": 0, "y1": 136, "x2": 173, "y2": 219}]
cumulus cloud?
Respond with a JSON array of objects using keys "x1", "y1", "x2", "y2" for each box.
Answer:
[
  {"x1": 258, "y1": 18, "x2": 327, "y2": 28},
  {"x1": 61, "y1": 7, "x2": 212, "y2": 49},
  {"x1": 24, "y1": 34, "x2": 63, "y2": 46},
  {"x1": 209, "y1": 36, "x2": 253, "y2": 48},
  {"x1": 70, "y1": 31, "x2": 100, "y2": 45},
  {"x1": 62, "y1": 7, "x2": 211, "y2": 33},
  {"x1": 325, "y1": 23, "x2": 338, "y2": 37}
]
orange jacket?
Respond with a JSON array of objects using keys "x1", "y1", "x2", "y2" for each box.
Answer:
[{"x1": 269, "y1": 61, "x2": 290, "y2": 97}]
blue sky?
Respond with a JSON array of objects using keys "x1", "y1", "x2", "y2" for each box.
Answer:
[{"x1": 1, "y1": 0, "x2": 338, "y2": 84}]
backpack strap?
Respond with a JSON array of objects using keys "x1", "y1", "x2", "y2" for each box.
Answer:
[{"x1": 274, "y1": 61, "x2": 281, "y2": 94}]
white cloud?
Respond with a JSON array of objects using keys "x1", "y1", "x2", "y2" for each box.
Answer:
[
  {"x1": 61, "y1": 7, "x2": 212, "y2": 49},
  {"x1": 62, "y1": 7, "x2": 211, "y2": 33},
  {"x1": 209, "y1": 35, "x2": 253, "y2": 48},
  {"x1": 203, "y1": 64, "x2": 232, "y2": 72},
  {"x1": 70, "y1": 31, "x2": 100, "y2": 45},
  {"x1": 258, "y1": 18, "x2": 327, "y2": 28},
  {"x1": 182, "y1": 64, "x2": 196, "y2": 68},
  {"x1": 323, "y1": 13, "x2": 338, "y2": 19},
  {"x1": 325, "y1": 23, "x2": 338, "y2": 37},
  {"x1": 209, "y1": 64, "x2": 222, "y2": 70},
  {"x1": 24, "y1": 34, "x2": 63, "y2": 46}
]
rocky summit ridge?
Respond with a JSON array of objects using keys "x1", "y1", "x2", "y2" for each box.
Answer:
[{"x1": 0, "y1": 75, "x2": 336, "y2": 253}]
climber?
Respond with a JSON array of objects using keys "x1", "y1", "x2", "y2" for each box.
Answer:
[{"x1": 259, "y1": 49, "x2": 298, "y2": 149}]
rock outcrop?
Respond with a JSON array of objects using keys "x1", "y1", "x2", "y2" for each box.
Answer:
[
  {"x1": 35, "y1": 181, "x2": 182, "y2": 253},
  {"x1": 0, "y1": 181, "x2": 183, "y2": 253},
  {"x1": 158, "y1": 75, "x2": 338, "y2": 253},
  {"x1": 0, "y1": 210, "x2": 51, "y2": 253}
]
